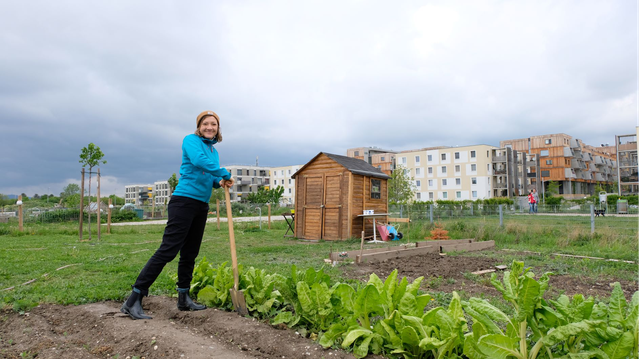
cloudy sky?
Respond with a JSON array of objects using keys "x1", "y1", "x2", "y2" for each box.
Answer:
[{"x1": 1, "y1": 0, "x2": 637, "y2": 197}]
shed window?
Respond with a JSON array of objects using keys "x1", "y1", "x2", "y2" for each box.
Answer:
[{"x1": 371, "y1": 179, "x2": 381, "y2": 199}]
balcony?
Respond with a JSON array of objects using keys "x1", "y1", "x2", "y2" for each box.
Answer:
[
  {"x1": 563, "y1": 147, "x2": 574, "y2": 157},
  {"x1": 594, "y1": 156, "x2": 605, "y2": 165},
  {"x1": 494, "y1": 168, "x2": 507, "y2": 175},
  {"x1": 493, "y1": 182, "x2": 508, "y2": 189},
  {"x1": 595, "y1": 173, "x2": 605, "y2": 181},
  {"x1": 493, "y1": 155, "x2": 506, "y2": 162},
  {"x1": 564, "y1": 168, "x2": 576, "y2": 179},
  {"x1": 570, "y1": 160, "x2": 583, "y2": 169},
  {"x1": 570, "y1": 138, "x2": 581, "y2": 148}
]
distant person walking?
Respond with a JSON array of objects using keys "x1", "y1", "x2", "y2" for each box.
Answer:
[
  {"x1": 532, "y1": 189, "x2": 539, "y2": 213},
  {"x1": 121, "y1": 110, "x2": 234, "y2": 320},
  {"x1": 528, "y1": 190, "x2": 536, "y2": 214}
]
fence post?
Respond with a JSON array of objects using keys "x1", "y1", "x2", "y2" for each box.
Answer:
[
  {"x1": 268, "y1": 203, "x2": 271, "y2": 229},
  {"x1": 97, "y1": 168, "x2": 101, "y2": 241},
  {"x1": 590, "y1": 204, "x2": 595, "y2": 234},
  {"x1": 400, "y1": 205, "x2": 403, "y2": 218},
  {"x1": 429, "y1": 204, "x2": 433, "y2": 224},
  {"x1": 470, "y1": 203, "x2": 474, "y2": 216},
  {"x1": 499, "y1": 204, "x2": 504, "y2": 227},
  {"x1": 107, "y1": 198, "x2": 112, "y2": 234},
  {"x1": 18, "y1": 195, "x2": 23, "y2": 232},
  {"x1": 216, "y1": 199, "x2": 220, "y2": 230}
]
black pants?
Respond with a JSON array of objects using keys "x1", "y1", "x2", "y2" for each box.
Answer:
[{"x1": 133, "y1": 195, "x2": 209, "y2": 295}]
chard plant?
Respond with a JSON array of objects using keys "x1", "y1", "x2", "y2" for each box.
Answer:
[
  {"x1": 195, "y1": 261, "x2": 238, "y2": 310},
  {"x1": 242, "y1": 267, "x2": 282, "y2": 319}
]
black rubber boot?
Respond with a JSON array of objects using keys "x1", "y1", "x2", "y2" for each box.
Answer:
[
  {"x1": 177, "y1": 291, "x2": 206, "y2": 311},
  {"x1": 121, "y1": 290, "x2": 153, "y2": 320}
]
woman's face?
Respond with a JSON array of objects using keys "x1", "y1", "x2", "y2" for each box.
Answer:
[{"x1": 199, "y1": 116, "x2": 219, "y2": 140}]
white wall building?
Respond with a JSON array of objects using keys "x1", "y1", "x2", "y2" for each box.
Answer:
[
  {"x1": 269, "y1": 164, "x2": 302, "y2": 205},
  {"x1": 398, "y1": 145, "x2": 497, "y2": 201}
]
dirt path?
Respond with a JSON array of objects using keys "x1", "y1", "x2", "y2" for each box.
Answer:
[{"x1": 0, "y1": 296, "x2": 361, "y2": 359}]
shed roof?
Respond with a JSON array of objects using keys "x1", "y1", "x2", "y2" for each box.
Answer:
[{"x1": 292, "y1": 152, "x2": 391, "y2": 179}]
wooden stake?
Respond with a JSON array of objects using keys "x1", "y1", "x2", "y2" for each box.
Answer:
[
  {"x1": 358, "y1": 230, "x2": 365, "y2": 263},
  {"x1": 267, "y1": 203, "x2": 271, "y2": 229},
  {"x1": 107, "y1": 198, "x2": 112, "y2": 234},
  {"x1": 18, "y1": 195, "x2": 23, "y2": 232},
  {"x1": 79, "y1": 168, "x2": 85, "y2": 240},
  {"x1": 216, "y1": 199, "x2": 220, "y2": 230},
  {"x1": 97, "y1": 168, "x2": 101, "y2": 240}
]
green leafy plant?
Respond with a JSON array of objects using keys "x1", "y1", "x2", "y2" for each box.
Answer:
[
  {"x1": 242, "y1": 267, "x2": 282, "y2": 319},
  {"x1": 194, "y1": 261, "x2": 238, "y2": 310}
]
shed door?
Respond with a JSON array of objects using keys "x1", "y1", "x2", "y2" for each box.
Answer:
[
  {"x1": 303, "y1": 176, "x2": 323, "y2": 239},
  {"x1": 322, "y1": 174, "x2": 342, "y2": 240}
]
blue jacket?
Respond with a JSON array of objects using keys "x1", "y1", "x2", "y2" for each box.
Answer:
[{"x1": 172, "y1": 134, "x2": 231, "y2": 203}]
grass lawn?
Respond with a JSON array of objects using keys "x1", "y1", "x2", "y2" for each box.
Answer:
[{"x1": 1, "y1": 214, "x2": 636, "y2": 311}]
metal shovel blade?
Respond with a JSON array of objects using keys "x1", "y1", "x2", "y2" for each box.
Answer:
[{"x1": 225, "y1": 187, "x2": 249, "y2": 316}]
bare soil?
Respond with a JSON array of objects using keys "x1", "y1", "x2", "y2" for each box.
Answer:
[{"x1": 1, "y1": 250, "x2": 636, "y2": 359}]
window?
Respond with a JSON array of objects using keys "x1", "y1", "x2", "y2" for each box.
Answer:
[
  {"x1": 415, "y1": 168, "x2": 421, "y2": 175},
  {"x1": 429, "y1": 192, "x2": 434, "y2": 200},
  {"x1": 442, "y1": 166, "x2": 447, "y2": 173},
  {"x1": 428, "y1": 179, "x2": 433, "y2": 186},
  {"x1": 471, "y1": 164, "x2": 477, "y2": 171},
  {"x1": 443, "y1": 192, "x2": 448, "y2": 199},
  {"x1": 441, "y1": 153, "x2": 446, "y2": 161},
  {"x1": 401, "y1": 157, "x2": 407, "y2": 165},
  {"x1": 371, "y1": 179, "x2": 381, "y2": 199},
  {"x1": 471, "y1": 177, "x2": 477, "y2": 184},
  {"x1": 442, "y1": 179, "x2": 447, "y2": 186},
  {"x1": 288, "y1": 188, "x2": 291, "y2": 194},
  {"x1": 254, "y1": 170, "x2": 257, "y2": 176},
  {"x1": 274, "y1": 180, "x2": 277, "y2": 185},
  {"x1": 354, "y1": 151, "x2": 359, "y2": 156},
  {"x1": 456, "y1": 178, "x2": 461, "y2": 185},
  {"x1": 470, "y1": 150, "x2": 476, "y2": 158},
  {"x1": 416, "y1": 193, "x2": 421, "y2": 200},
  {"x1": 427, "y1": 154, "x2": 433, "y2": 161},
  {"x1": 416, "y1": 180, "x2": 421, "y2": 187},
  {"x1": 545, "y1": 139, "x2": 552, "y2": 145},
  {"x1": 455, "y1": 165, "x2": 460, "y2": 173},
  {"x1": 288, "y1": 169, "x2": 291, "y2": 175},
  {"x1": 472, "y1": 191, "x2": 478, "y2": 198},
  {"x1": 455, "y1": 152, "x2": 460, "y2": 159},
  {"x1": 456, "y1": 191, "x2": 461, "y2": 199},
  {"x1": 381, "y1": 156, "x2": 385, "y2": 161},
  {"x1": 540, "y1": 150, "x2": 549, "y2": 156},
  {"x1": 236, "y1": 169, "x2": 242, "y2": 175},
  {"x1": 415, "y1": 155, "x2": 420, "y2": 163},
  {"x1": 546, "y1": 160, "x2": 552, "y2": 165},
  {"x1": 288, "y1": 179, "x2": 292, "y2": 184},
  {"x1": 428, "y1": 167, "x2": 433, "y2": 174}
]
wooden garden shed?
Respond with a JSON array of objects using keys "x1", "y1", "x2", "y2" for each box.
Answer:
[{"x1": 292, "y1": 152, "x2": 391, "y2": 241}]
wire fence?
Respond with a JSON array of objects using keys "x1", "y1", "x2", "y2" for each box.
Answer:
[{"x1": 388, "y1": 203, "x2": 638, "y2": 244}]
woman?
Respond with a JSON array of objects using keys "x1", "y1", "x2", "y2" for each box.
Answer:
[{"x1": 121, "y1": 110, "x2": 234, "y2": 320}]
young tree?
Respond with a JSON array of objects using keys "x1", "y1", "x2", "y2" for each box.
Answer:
[
  {"x1": 79, "y1": 143, "x2": 107, "y2": 240},
  {"x1": 168, "y1": 173, "x2": 179, "y2": 193},
  {"x1": 388, "y1": 165, "x2": 416, "y2": 204}
]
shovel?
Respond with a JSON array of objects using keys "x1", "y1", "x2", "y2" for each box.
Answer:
[{"x1": 224, "y1": 186, "x2": 248, "y2": 315}]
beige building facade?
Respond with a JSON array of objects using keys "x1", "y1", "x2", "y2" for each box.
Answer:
[{"x1": 398, "y1": 145, "x2": 497, "y2": 201}]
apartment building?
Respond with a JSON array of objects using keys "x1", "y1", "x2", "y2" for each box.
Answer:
[
  {"x1": 226, "y1": 165, "x2": 271, "y2": 201},
  {"x1": 398, "y1": 145, "x2": 496, "y2": 201},
  {"x1": 153, "y1": 180, "x2": 172, "y2": 207},
  {"x1": 124, "y1": 184, "x2": 154, "y2": 206},
  {"x1": 491, "y1": 147, "x2": 531, "y2": 197},
  {"x1": 500, "y1": 134, "x2": 617, "y2": 197},
  {"x1": 616, "y1": 134, "x2": 638, "y2": 195},
  {"x1": 346, "y1": 147, "x2": 397, "y2": 175},
  {"x1": 270, "y1": 165, "x2": 302, "y2": 205}
]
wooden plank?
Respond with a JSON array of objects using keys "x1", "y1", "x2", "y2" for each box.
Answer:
[
  {"x1": 347, "y1": 172, "x2": 353, "y2": 238},
  {"x1": 441, "y1": 240, "x2": 495, "y2": 253},
  {"x1": 495, "y1": 265, "x2": 508, "y2": 270},
  {"x1": 416, "y1": 239, "x2": 474, "y2": 247},
  {"x1": 471, "y1": 269, "x2": 496, "y2": 275},
  {"x1": 387, "y1": 218, "x2": 410, "y2": 223},
  {"x1": 357, "y1": 245, "x2": 439, "y2": 263}
]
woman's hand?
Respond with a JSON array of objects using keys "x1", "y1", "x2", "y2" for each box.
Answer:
[{"x1": 219, "y1": 177, "x2": 235, "y2": 188}]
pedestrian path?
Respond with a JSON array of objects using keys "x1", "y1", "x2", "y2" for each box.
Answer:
[{"x1": 110, "y1": 215, "x2": 285, "y2": 226}]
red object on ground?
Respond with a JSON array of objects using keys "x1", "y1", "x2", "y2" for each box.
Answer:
[{"x1": 376, "y1": 224, "x2": 390, "y2": 241}]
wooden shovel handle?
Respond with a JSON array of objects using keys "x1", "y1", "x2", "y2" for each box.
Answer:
[{"x1": 224, "y1": 187, "x2": 240, "y2": 291}]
